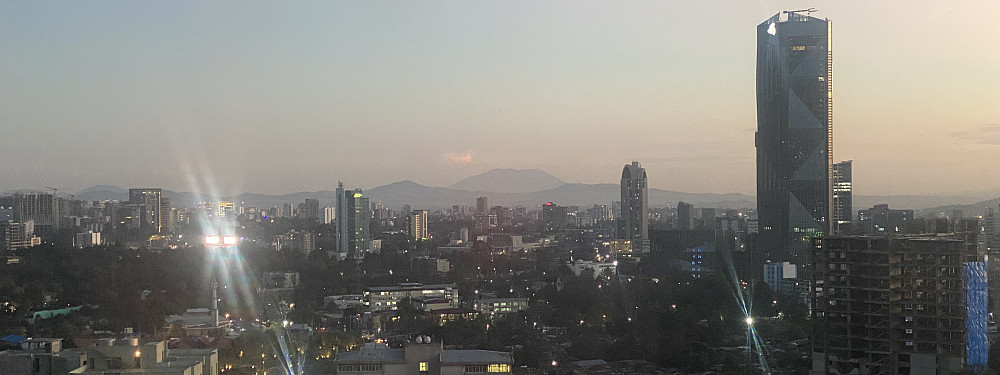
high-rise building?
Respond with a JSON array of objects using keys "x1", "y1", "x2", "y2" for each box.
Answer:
[
  {"x1": 476, "y1": 197, "x2": 488, "y2": 215},
  {"x1": 620, "y1": 162, "x2": 648, "y2": 253},
  {"x1": 323, "y1": 206, "x2": 336, "y2": 225},
  {"x1": 302, "y1": 198, "x2": 320, "y2": 220},
  {"x1": 336, "y1": 182, "x2": 347, "y2": 254},
  {"x1": 832, "y1": 160, "x2": 853, "y2": 234},
  {"x1": 756, "y1": 12, "x2": 833, "y2": 264},
  {"x1": 128, "y1": 188, "x2": 163, "y2": 233},
  {"x1": 810, "y1": 235, "x2": 986, "y2": 373},
  {"x1": 408, "y1": 210, "x2": 429, "y2": 241},
  {"x1": 981, "y1": 206, "x2": 1000, "y2": 313},
  {"x1": 342, "y1": 188, "x2": 372, "y2": 258},
  {"x1": 676, "y1": 202, "x2": 694, "y2": 230},
  {"x1": 11, "y1": 193, "x2": 60, "y2": 237}
]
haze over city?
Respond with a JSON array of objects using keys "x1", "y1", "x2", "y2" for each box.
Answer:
[{"x1": 2, "y1": 1, "x2": 998, "y2": 196}]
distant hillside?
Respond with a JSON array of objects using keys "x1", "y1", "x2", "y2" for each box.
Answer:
[
  {"x1": 449, "y1": 169, "x2": 566, "y2": 193},
  {"x1": 919, "y1": 197, "x2": 1000, "y2": 217}
]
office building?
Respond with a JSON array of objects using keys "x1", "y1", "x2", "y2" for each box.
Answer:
[
  {"x1": 620, "y1": 162, "x2": 649, "y2": 253},
  {"x1": 810, "y1": 235, "x2": 985, "y2": 374},
  {"x1": 408, "y1": 210, "x2": 429, "y2": 241},
  {"x1": 676, "y1": 202, "x2": 694, "y2": 230},
  {"x1": 980, "y1": 206, "x2": 1000, "y2": 313},
  {"x1": 338, "y1": 186, "x2": 372, "y2": 258},
  {"x1": 756, "y1": 12, "x2": 833, "y2": 263},
  {"x1": 858, "y1": 204, "x2": 913, "y2": 234},
  {"x1": 334, "y1": 340, "x2": 511, "y2": 375},
  {"x1": 832, "y1": 160, "x2": 853, "y2": 234}
]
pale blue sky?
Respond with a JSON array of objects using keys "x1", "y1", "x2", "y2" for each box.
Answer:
[{"x1": 2, "y1": 1, "x2": 998, "y2": 195}]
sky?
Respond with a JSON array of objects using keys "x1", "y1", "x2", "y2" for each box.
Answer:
[{"x1": 2, "y1": 1, "x2": 998, "y2": 196}]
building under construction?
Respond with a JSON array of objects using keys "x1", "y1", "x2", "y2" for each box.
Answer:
[{"x1": 810, "y1": 235, "x2": 987, "y2": 374}]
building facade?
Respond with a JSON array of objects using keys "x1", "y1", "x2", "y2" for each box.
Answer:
[
  {"x1": 620, "y1": 162, "x2": 648, "y2": 253},
  {"x1": 409, "y1": 210, "x2": 429, "y2": 241},
  {"x1": 756, "y1": 12, "x2": 833, "y2": 264},
  {"x1": 334, "y1": 340, "x2": 511, "y2": 375},
  {"x1": 128, "y1": 188, "x2": 163, "y2": 233},
  {"x1": 810, "y1": 235, "x2": 984, "y2": 374},
  {"x1": 832, "y1": 160, "x2": 853, "y2": 234}
]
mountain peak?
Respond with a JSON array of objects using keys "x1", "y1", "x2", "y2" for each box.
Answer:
[{"x1": 449, "y1": 169, "x2": 566, "y2": 193}]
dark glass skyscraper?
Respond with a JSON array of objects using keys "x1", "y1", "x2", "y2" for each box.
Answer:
[{"x1": 756, "y1": 12, "x2": 833, "y2": 263}]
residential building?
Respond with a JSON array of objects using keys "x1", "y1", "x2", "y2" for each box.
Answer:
[
  {"x1": 810, "y1": 235, "x2": 986, "y2": 374},
  {"x1": 324, "y1": 206, "x2": 336, "y2": 225},
  {"x1": 620, "y1": 162, "x2": 649, "y2": 252},
  {"x1": 11, "y1": 193, "x2": 60, "y2": 236},
  {"x1": 128, "y1": 188, "x2": 163, "y2": 233},
  {"x1": 756, "y1": 12, "x2": 833, "y2": 265},
  {"x1": 408, "y1": 210, "x2": 429, "y2": 240},
  {"x1": 476, "y1": 197, "x2": 488, "y2": 215}
]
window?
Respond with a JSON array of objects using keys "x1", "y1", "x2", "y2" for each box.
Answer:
[
  {"x1": 488, "y1": 364, "x2": 510, "y2": 372},
  {"x1": 465, "y1": 365, "x2": 488, "y2": 373},
  {"x1": 420, "y1": 362, "x2": 429, "y2": 372}
]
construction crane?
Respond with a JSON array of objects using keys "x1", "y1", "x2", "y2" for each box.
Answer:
[{"x1": 43, "y1": 186, "x2": 74, "y2": 200}]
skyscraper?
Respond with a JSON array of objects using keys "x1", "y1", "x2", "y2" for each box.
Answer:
[
  {"x1": 344, "y1": 188, "x2": 371, "y2": 258},
  {"x1": 128, "y1": 188, "x2": 162, "y2": 233},
  {"x1": 336, "y1": 182, "x2": 347, "y2": 254},
  {"x1": 620, "y1": 161, "x2": 648, "y2": 253},
  {"x1": 756, "y1": 11, "x2": 833, "y2": 263},
  {"x1": 832, "y1": 160, "x2": 852, "y2": 234}
]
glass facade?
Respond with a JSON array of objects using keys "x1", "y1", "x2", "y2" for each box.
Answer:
[{"x1": 756, "y1": 12, "x2": 832, "y2": 262}]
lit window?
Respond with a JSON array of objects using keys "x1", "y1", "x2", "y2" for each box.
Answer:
[
  {"x1": 420, "y1": 362, "x2": 429, "y2": 372},
  {"x1": 488, "y1": 364, "x2": 510, "y2": 373}
]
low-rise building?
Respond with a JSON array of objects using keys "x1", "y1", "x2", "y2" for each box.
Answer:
[
  {"x1": 0, "y1": 337, "x2": 217, "y2": 375},
  {"x1": 364, "y1": 283, "x2": 458, "y2": 313},
  {"x1": 474, "y1": 298, "x2": 528, "y2": 316},
  {"x1": 334, "y1": 339, "x2": 511, "y2": 375}
]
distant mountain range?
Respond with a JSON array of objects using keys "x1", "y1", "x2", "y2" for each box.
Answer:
[
  {"x1": 11, "y1": 169, "x2": 1000, "y2": 214},
  {"x1": 448, "y1": 169, "x2": 566, "y2": 193}
]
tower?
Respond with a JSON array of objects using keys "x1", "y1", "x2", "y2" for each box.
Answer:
[
  {"x1": 336, "y1": 182, "x2": 347, "y2": 255},
  {"x1": 620, "y1": 162, "x2": 648, "y2": 253},
  {"x1": 756, "y1": 11, "x2": 833, "y2": 264}
]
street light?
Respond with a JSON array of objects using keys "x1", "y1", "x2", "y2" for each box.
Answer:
[{"x1": 745, "y1": 317, "x2": 754, "y2": 326}]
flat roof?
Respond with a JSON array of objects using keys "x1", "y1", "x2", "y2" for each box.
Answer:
[
  {"x1": 440, "y1": 350, "x2": 512, "y2": 364},
  {"x1": 335, "y1": 348, "x2": 406, "y2": 364}
]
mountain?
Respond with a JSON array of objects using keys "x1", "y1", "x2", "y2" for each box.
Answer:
[
  {"x1": 448, "y1": 169, "x2": 566, "y2": 193},
  {"x1": 76, "y1": 185, "x2": 127, "y2": 195},
  {"x1": 364, "y1": 181, "x2": 755, "y2": 210},
  {"x1": 919, "y1": 197, "x2": 1000, "y2": 218}
]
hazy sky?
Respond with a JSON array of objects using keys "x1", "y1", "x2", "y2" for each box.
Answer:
[{"x1": 2, "y1": 1, "x2": 998, "y2": 196}]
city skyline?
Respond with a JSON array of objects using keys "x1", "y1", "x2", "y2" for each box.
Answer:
[{"x1": 2, "y1": 2, "x2": 998, "y2": 196}]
